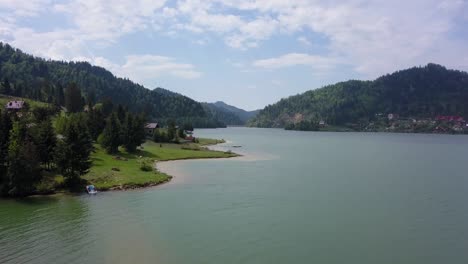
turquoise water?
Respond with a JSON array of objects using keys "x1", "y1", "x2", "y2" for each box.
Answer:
[{"x1": 1, "y1": 128, "x2": 468, "y2": 263}]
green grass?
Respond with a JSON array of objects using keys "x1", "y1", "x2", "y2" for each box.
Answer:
[
  {"x1": 83, "y1": 140, "x2": 237, "y2": 190},
  {"x1": 196, "y1": 138, "x2": 226, "y2": 146}
]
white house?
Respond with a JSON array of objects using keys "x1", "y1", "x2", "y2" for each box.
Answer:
[{"x1": 5, "y1": 100, "x2": 25, "y2": 110}]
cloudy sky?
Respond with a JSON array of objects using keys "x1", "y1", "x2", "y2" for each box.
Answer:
[{"x1": 1, "y1": 0, "x2": 467, "y2": 110}]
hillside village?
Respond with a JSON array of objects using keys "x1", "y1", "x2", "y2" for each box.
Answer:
[{"x1": 361, "y1": 113, "x2": 468, "y2": 134}]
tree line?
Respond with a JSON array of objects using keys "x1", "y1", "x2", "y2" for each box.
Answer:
[
  {"x1": 0, "y1": 83, "x2": 148, "y2": 197},
  {"x1": 248, "y1": 63, "x2": 468, "y2": 129},
  {"x1": 152, "y1": 121, "x2": 190, "y2": 143},
  {"x1": 0, "y1": 42, "x2": 227, "y2": 128}
]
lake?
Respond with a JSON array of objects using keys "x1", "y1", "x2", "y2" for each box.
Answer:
[{"x1": 1, "y1": 127, "x2": 468, "y2": 264}]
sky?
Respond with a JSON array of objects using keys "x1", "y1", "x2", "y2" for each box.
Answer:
[{"x1": 0, "y1": 0, "x2": 467, "y2": 110}]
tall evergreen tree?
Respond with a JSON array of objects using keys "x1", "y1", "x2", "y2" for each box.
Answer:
[
  {"x1": 152, "y1": 128, "x2": 162, "y2": 143},
  {"x1": 101, "y1": 98, "x2": 114, "y2": 117},
  {"x1": 167, "y1": 120, "x2": 177, "y2": 141},
  {"x1": 133, "y1": 114, "x2": 146, "y2": 146},
  {"x1": 7, "y1": 121, "x2": 41, "y2": 196},
  {"x1": 121, "y1": 113, "x2": 136, "y2": 152},
  {"x1": 86, "y1": 107, "x2": 105, "y2": 140},
  {"x1": 1, "y1": 78, "x2": 11, "y2": 95},
  {"x1": 0, "y1": 109, "x2": 12, "y2": 195},
  {"x1": 55, "y1": 116, "x2": 92, "y2": 188},
  {"x1": 35, "y1": 120, "x2": 57, "y2": 169},
  {"x1": 55, "y1": 84, "x2": 65, "y2": 106},
  {"x1": 116, "y1": 104, "x2": 126, "y2": 123},
  {"x1": 64, "y1": 83, "x2": 84, "y2": 113},
  {"x1": 100, "y1": 113, "x2": 121, "y2": 153},
  {"x1": 86, "y1": 88, "x2": 96, "y2": 107},
  {"x1": 0, "y1": 109, "x2": 12, "y2": 164},
  {"x1": 121, "y1": 113, "x2": 146, "y2": 152}
]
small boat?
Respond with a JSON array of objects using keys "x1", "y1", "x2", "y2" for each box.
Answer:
[{"x1": 86, "y1": 185, "x2": 98, "y2": 194}]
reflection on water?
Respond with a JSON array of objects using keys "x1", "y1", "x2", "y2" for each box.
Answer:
[
  {"x1": 0, "y1": 195, "x2": 90, "y2": 264},
  {"x1": 1, "y1": 128, "x2": 468, "y2": 264}
]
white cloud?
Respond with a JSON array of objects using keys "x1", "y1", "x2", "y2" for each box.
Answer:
[
  {"x1": 0, "y1": 0, "x2": 50, "y2": 17},
  {"x1": 1, "y1": 0, "x2": 467, "y2": 79},
  {"x1": 53, "y1": 0, "x2": 167, "y2": 41},
  {"x1": 253, "y1": 53, "x2": 340, "y2": 71},
  {"x1": 95, "y1": 55, "x2": 202, "y2": 83},
  {"x1": 297, "y1": 36, "x2": 311, "y2": 46}
]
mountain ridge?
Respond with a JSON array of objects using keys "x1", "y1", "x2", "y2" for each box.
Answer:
[
  {"x1": 0, "y1": 42, "x2": 224, "y2": 128},
  {"x1": 203, "y1": 101, "x2": 260, "y2": 125},
  {"x1": 248, "y1": 63, "x2": 468, "y2": 130}
]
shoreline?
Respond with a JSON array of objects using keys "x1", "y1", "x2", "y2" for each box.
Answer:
[
  {"x1": 6, "y1": 140, "x2": 240, "y2": 198},
  {"x1": 94, "y1": 141, "x2": 241, "y2": 192}
]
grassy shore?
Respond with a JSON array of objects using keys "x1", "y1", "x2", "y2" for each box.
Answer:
[{"x1": 81, "y1": 139, "x2": 237, "y2": 190}]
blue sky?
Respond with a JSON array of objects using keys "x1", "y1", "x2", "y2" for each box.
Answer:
[{"x1": 1, "y1": 0, "x2": 468, "y2": 110}]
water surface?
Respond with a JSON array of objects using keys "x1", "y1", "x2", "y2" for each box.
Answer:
[{"x1": 1, "y1": 128, "x2": 468, "y2": 264}]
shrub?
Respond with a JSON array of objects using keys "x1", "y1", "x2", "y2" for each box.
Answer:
[{"x1": 139, "y1": 159, "x2": 153, "y2": 172}]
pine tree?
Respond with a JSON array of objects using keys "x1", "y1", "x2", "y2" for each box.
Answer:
[
  {"x1": 167, "y1": 120, "x2": 177, "y2": 141},
  {"x1": 7, "y1": 121, "x2": 41, "y2": 196},
  {"x1": 55, "y1": 84, "x2": 65, "y2": 106},
  {"x1": 100, "y1": 113, "x2": 121, "y2": 153},
  {"x1": 35, "y1": 120, "x2": 57, "y2": 169},
  {"x1": 55, "y1": 117, "x2": 92, "y2": 188},
  {"x1": 121, "y1": 113, "x2": 136, "y2": 152},
  {"x1": 64, "y1": 83, "x2": 84, "y2": 113},
  {"x1": 116, "y1": 104, "x2": 126, "y2": 123},
  {"x1": 0, "y1": 109, "x2": 12, "y2": 195},
  {"x1": 86, "y1": 88, "x2": 96, "y2": 107},
  {"x1": 101, "y1": 98, "x2": 114, "y2": 117},
  {"x1": 153, "y1": 128, "x2": 161, "y2": 143},
  {"x1": 0, "y1": 109, "x2": 12, "y2": 165},
  {"x1": 86, "y1": 107, "x2": 105, "y2": 140},
  {"x1": 132, "y1": 114, "x2": 146, "y2": 148},
  {"x1": 32, "y1": 106, "x2": 52, "y2": 122},
  {"x1": 2, "y1": 78, "x2": 11, "y2": 95}
]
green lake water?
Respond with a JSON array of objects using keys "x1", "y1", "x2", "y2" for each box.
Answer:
[{"x1": 1, "y1": 127, "x2": 468, "y2": 264}]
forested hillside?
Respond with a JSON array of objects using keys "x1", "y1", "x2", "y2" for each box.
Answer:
[
  {"x1": 0, "y1": 43, "x2": 223, "y2": 127},
  {"x1": 202, "y1": 103, "x2": 244, "y2": 126},
  {"x1": 210, "y1": 101, "x2": 259, "y2": 123},
  {"x1": 248, "y1": 64, "x2": 468, "y2": 129},
  {"x1": 202, "y1": 101, "x2": 260, "y2": 126}
]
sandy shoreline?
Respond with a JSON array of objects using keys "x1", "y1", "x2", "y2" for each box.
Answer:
[{"x1": 155, "y1": 143, "x2": 279, "y2": 186}]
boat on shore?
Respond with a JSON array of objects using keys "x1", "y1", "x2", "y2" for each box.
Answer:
[{"x1": 86, "y1": 185, "x2": 97, "y2": 194}]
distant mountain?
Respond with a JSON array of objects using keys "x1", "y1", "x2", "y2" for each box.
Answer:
[
  {"x1": 204, "y1": 101, "x2": 260, "y2": 125},
  {"x1": 248, "y1": 64, "x2": 468, "y2": 129},
  {"x1": 0, "y1": 42, "x2": 224, "y2": 128},
  {"x1": 210, "y1": 101, "x2": 260, "y2": 123},
  {"x1": 202, "y1": 103, "x2": 244, "y2": 126}
]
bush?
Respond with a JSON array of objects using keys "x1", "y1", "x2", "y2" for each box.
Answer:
[{"x1": 139, "y1": 159, "x2": 153, "y2": 172}]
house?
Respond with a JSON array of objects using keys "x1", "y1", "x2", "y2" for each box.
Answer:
[
  {"x1": 319, "y1": 120, "x2": 326, "y2": 126},
  {"x1": 5, "y1": 100, "x2": 25, "y2": 110},
  {"x1": 387, "y1": 113, "x2": 399, "y2": 121},
  {"x1": 145, "y1": 123, "x2": 159, "y2": 136},
  {"x1": 436, "y1": 115, "x2": 465, "y2": 123}
]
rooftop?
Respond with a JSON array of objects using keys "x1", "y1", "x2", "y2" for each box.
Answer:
[{"x1": 5, "y1": 100, "x2": 25, "y2": 109}]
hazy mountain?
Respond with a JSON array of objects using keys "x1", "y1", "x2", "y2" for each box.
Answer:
[
  {"x1": 201, "y1": 101, "x2": 260, "y2": 125},
  {"x1": 210, "y1": 101, "x2": 260, "y2": 123},
  {"x1": 202, "y1": 103, "x2": 244, "y2": 126}
]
